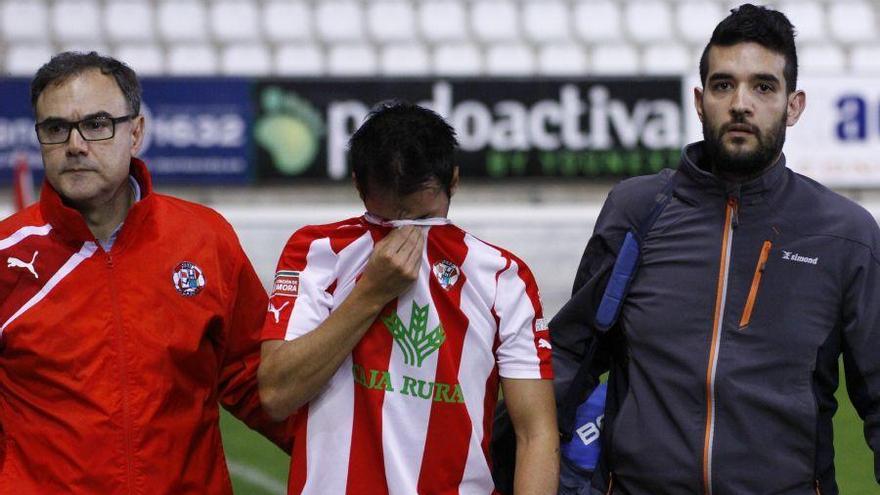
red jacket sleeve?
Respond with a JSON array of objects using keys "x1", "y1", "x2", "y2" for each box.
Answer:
[{"x1": 217, "y1": 243, "x2": 295, "y2": 453}]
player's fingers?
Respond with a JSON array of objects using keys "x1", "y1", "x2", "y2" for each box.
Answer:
[{"x1": 402, "y1": 229, "x2": 425, "y2": 270}]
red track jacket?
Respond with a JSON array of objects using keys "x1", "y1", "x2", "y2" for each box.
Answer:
[{"x1": 0, "y1": 159, "x2": 289, "y2": 494}]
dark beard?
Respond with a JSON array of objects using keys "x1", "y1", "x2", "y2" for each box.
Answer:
[{"x1": 702, "y1": 112, "x2": 787, "y2": 179}]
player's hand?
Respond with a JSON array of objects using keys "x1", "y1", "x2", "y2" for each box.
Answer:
[{"x1": 357, "y1": 225, "x2": 424, "y2": 306}]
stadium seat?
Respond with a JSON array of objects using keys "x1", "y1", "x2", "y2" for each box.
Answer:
[
  {"x1": 798, "y1": 44, "x2": 846, "y2": 74},
  {"x1": 829, "y1": 1, "x2": 877, "y2": 44},
  {"x1": 850, "y1": 43, "x2": 880, "y2": 74},
  {"x1": 486, "y1": 43, "x2": 535, "y2": 75},
  {"x1": 316, "y1": 1, "x2": 365, "y2": 42},
  {"x1": 274, "y1": 44, "x2": 324, "y2": 75},
  {"x1": 115, "y1": 44, "x2": 164, "y2": 75},
  {"x1": 642, "y1": 43, "x2": 691, "y2": 75},
  {"x1": 590, "y1": 44, "x2": 639, "y2": 74},
  {"x1": 573, "y1": 1, "x2": 623, "y2": 43},
  {"x1": 157, "y1": 1, "x2": 208, "y2": 42},
  {"x1": 1, "y1": 1, "x2": 49, "y2": 42},
  {"x1": 211, "y1": 1, "x2": 260, "y2": 42},
  {"x1": 5, "y1": 44, "x2": 54, "y2": 75},
  {"x1": 537, "y1": 43, "x2": 587, "y2": 75},
  {"x1": 419, "y1": 1, "x2": 468, "y2": 43},
  {"x1": 625, "y1": 1, "x2": 674, "y2": 44},
  {"x1": 778, "y1": 1, "x2": 826, "y2": 44},
  {"x1": 327, "y1": 44, "x2": 378, "y2": 75},
  {"x1": 61, "y1": 42, "x2": 109, "y2": 56},
  {"x1": 221, "y1": 44, "x2": 272, "y2": 75},
  {"x1": 471, "y1": 0, "x2": 520, "y2": 43},
  {"x1": 433, "y1": 43, "x2": 483, "y2": 75},
  {"x1": 380, "y1": 43, "x2": 430, "y2": 75},
  {"x1": 367, "y1": 1, "x2": 417, "y2": 42},
  {"x1": 675, "y1": 1, "x2": 724, "y2": 46},
  {"x1": 104, "y1": 1, "x2": 155, "y2": 42},
  {"x1": 52, "y1": 0, "x2": 102, "y2": 42},
  {"x1": 262, "y1": 1, "x2": 312, "y2": 42},
  {"x1": 522, "y1": 1, "x2": 571, "y2": 43},
  {"x1": 166, "y1": 44, "x2": 218, "y2": 75}
]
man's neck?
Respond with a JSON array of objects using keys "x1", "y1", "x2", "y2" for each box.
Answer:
[
  {"x1": 711, "y1": 152, "x2": 783, "y2": 184},
  {"x1": 78, "y1": 180, "x2": 135, "y2": 242}
]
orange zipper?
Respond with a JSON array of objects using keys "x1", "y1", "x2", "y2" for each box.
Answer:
[
  {"x1": 739, "y1": 240, "x2": 772, "y2": 328},
  {"x1": 815, "y1": 480, "x2": 821, "y2": 495},
  {"x1": 605, "y1": 472, "x2": 615, "y2": 495}
]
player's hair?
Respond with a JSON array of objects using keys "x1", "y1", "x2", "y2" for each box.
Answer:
[
  {"x1": 31, "y1": 51, "x2": 141, "y2": 116},
  {"x1": 348, "y1": 101, "x2": 458, "y2": 198},
  {"x1": 699, "y1": 3, "x2": 798, "y2": 93}
]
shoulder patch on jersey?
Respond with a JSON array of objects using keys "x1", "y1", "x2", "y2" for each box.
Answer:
[
  {"x1": 172, "y1": 261, "x2": 206, "y2": 297},
  {"x1": 273, "y1": 270, "x2": 300, "y2": 297}
]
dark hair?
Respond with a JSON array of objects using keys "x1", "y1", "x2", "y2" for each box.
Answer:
[
  {"x1": 348, "y1": 101, "x2": 458, "y2": 198},
  {"x1": 699, "y1": 4, "x2": 798, "y2": 93},
  {"x1": 31, "y1": 51, "x2": 141, "y2": 115}
]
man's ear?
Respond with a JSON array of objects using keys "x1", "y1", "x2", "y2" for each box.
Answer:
[
  {"x1": 786, "y1": 90, "x2": 806, "y2": 127},
  {"x1": 130, "y1": 114, "x2": 146, "y2": 155},
  {"x1": 694, "y1": 86, "x2": 705, "y2": 123},
  {"x1": 449, "y1": 166, "x2": 460, "y2": 197}
]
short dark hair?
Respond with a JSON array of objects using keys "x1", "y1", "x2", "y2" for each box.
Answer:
[
  {"x1": 699, "y1": 4, "x2": 798, "y2": 93},
  {"x1": 348, "y1": 101, "x2": 458, "y2": 199},
  {"x1": 31, "y1": 51, "x2": 141, "y2": 115}
]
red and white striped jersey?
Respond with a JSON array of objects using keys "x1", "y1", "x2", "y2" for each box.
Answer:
[{"x1": 262, "y1": 215, "x2": 552, "y2": 495}]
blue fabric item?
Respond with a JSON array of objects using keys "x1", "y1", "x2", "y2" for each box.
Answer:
[
  {"x1": 595, "y1": 231, "x2": 640, "y2": 330},
  {"x1": 561, "y1": 383, "x2": 608, "y2": 471}
]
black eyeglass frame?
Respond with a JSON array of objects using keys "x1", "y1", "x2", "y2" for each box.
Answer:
[{"x1": 34, "y1": 114, "x2": 136, "y2": 145}]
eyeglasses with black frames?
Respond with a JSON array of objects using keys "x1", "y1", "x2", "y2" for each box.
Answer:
[{"x1": 35, "y1": 114, "x2": 135, "y2": 145}]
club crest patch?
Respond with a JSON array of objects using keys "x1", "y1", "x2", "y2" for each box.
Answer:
[
  {"x1": 432, "y1": 260, "x2": 460, "y2": 290},
  {"x1": 172, "y1": 261, "x2": 206, "y2": 297},
  {"x1": 273, "y1": 270, "x2": 300, "y2": 297}
]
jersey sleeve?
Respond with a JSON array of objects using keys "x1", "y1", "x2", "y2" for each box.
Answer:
[
  {"x1": 261, "y1": 227, "x2": 339, "y2": 342},
  {"x1": 493, "y1": 255, "x2": 553, "y2": 379}
]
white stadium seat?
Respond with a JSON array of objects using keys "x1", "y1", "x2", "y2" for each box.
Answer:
[
  {"x1": 157, "y1": 1, "x2": 208, "y2": 42},
  {"x1": 485, "y1": 43, "x2": 535, "y2": 75},
  {"x1": 471, "y1": 0, "x2": 520, "y2": 43},
  {"x1": 166, "y1": 44, "x2": 218, "y2": 75},
  {"x1": 53, "y1": 0, "x2": 102, "y2": 42},
  {"x1": 5, "y1": 44, "x2": 54, "y2": 75},
  {"x1": 573, "y1": 1, "x2": 623, "y2": 43},
  {"x1": 778, "y1": 1, "x2": 826, "y2": 44},
  {"x1": 433, "y1": 43, "x2": 483, "y2": 75},
  {"x1": 274, "y1": 44, "x2": 324, "y2": 76},
  {"x1": 327, "y1": 44, "x2": 378, "y2": 75},
  {"x1": 104, "y1": 1, "x2": 155, "y2": 42},
  {"x1": 211, "y1": 1, "x2": 260, "y2": 42},
  {"x1": 642, "y1": 43, "x2": 691, "y2": 75},
  {"x1": 221, "y1": 44, "x2": 272, "y2": 75},
  {"x1": 625, "y1": 1, "x2": 674, "y2": 44},
  {"x1": 263, "y1": 1, "x2": 313, "y2": 42},
  {"x1": 798, "y1": 44, "x2": 846, "y2": 74},
  {"x1": 850, "y1": 44, "x2": 880, "y2": 74},
  {"x1": 115, "y1": 44, "x2": 165, "y2": 75},
  {"x1": 829, "y1": 1, "x2": 877, "y2": 44},
  {"x1": 316, "y1": 1, "x2": 364, "y2": 42},
  {"x1": 419, "y1": 1, "x2": 468, "y2": 43},
  {"x1": 675, "y1": 1, "x2": 725, "y2": 45},
  {"x1": 2, "y1": 1, "x2": 49, "y2": 42},
  {"x1": 537, "y1": 43, "x2": 587, "y2": 76},
  {"x1": 522, "y1": 1, "x2": 571, "y2": 43},
  {"x1": 60, "y1": 42, "x2": 109, "y2": 56},
  {"x1": 380, "y1": 43, "x2": 430, "y2": 75},
  {"x1": 590, "y1": 44, "x2": 639, "y2": 75},
  {"x1": 368, "y1": 1, "x2": 417, "y2": 42}
]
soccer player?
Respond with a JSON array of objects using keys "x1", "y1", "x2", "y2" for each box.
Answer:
[
  {"x1": 0, "y1": 52, "x2": 290, "y2": 493},
  {"x1": 259, "y1": 102, "x2": 559, "y2": 494},
  {"x1": 553, "y1": 4, "x2": 880, "y2": 494}
]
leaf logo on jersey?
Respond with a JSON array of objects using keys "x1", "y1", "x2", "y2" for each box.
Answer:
[{"x1": 382, "y1": 302, "x2": 445, "y2": 367}]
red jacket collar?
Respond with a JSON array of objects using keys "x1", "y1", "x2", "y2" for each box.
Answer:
[{"x1": 39, "y1": 158, "x2": 154, "y2": 244}]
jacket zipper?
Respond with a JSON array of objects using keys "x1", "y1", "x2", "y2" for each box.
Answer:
[
  {"x1": 739, "y1": 240, "x2": 772, "y2": 328},
  {"x1": 702, "y1": 197, "x2": 737, "y2": 495},
  {"x1": 815, "y1": 480, "x2": 821, "y2": 495},
  {"x1": 605, "y1": 472, "x2": 614, "y2": 495},
  {"x1": 108, "y1": 253, "x2": 135, "y2": 495}
]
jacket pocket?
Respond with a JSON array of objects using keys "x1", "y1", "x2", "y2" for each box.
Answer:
[{"x1": 739, "y1": 240, "x2": 772, "y2": 328}]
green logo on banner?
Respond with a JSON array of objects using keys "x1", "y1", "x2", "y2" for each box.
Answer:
[
  {"x1": 383, "y1": 301, "x2": 446, "y2": 367},
  {"x1": 255, "y1": 86, "x2": 324, "y2": 176}
]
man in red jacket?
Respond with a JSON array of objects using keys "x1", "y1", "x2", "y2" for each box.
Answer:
[{"x1": 0, "y1": 52, "x2": 289, "y2": 494}]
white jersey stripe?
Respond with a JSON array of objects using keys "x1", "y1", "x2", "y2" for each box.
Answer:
[
  {"x1": 0, "y1": 224, "x2": 52, "y2": 251},
  {"x1": 494, "y1": 259, "x2": 543, "y2": 379},
  {"x1": 1, "y1": 241, "x2": 97, "y2": 336},
  {"x1": 284, "y1": 237, "x2": 338, "y2": 341}
]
